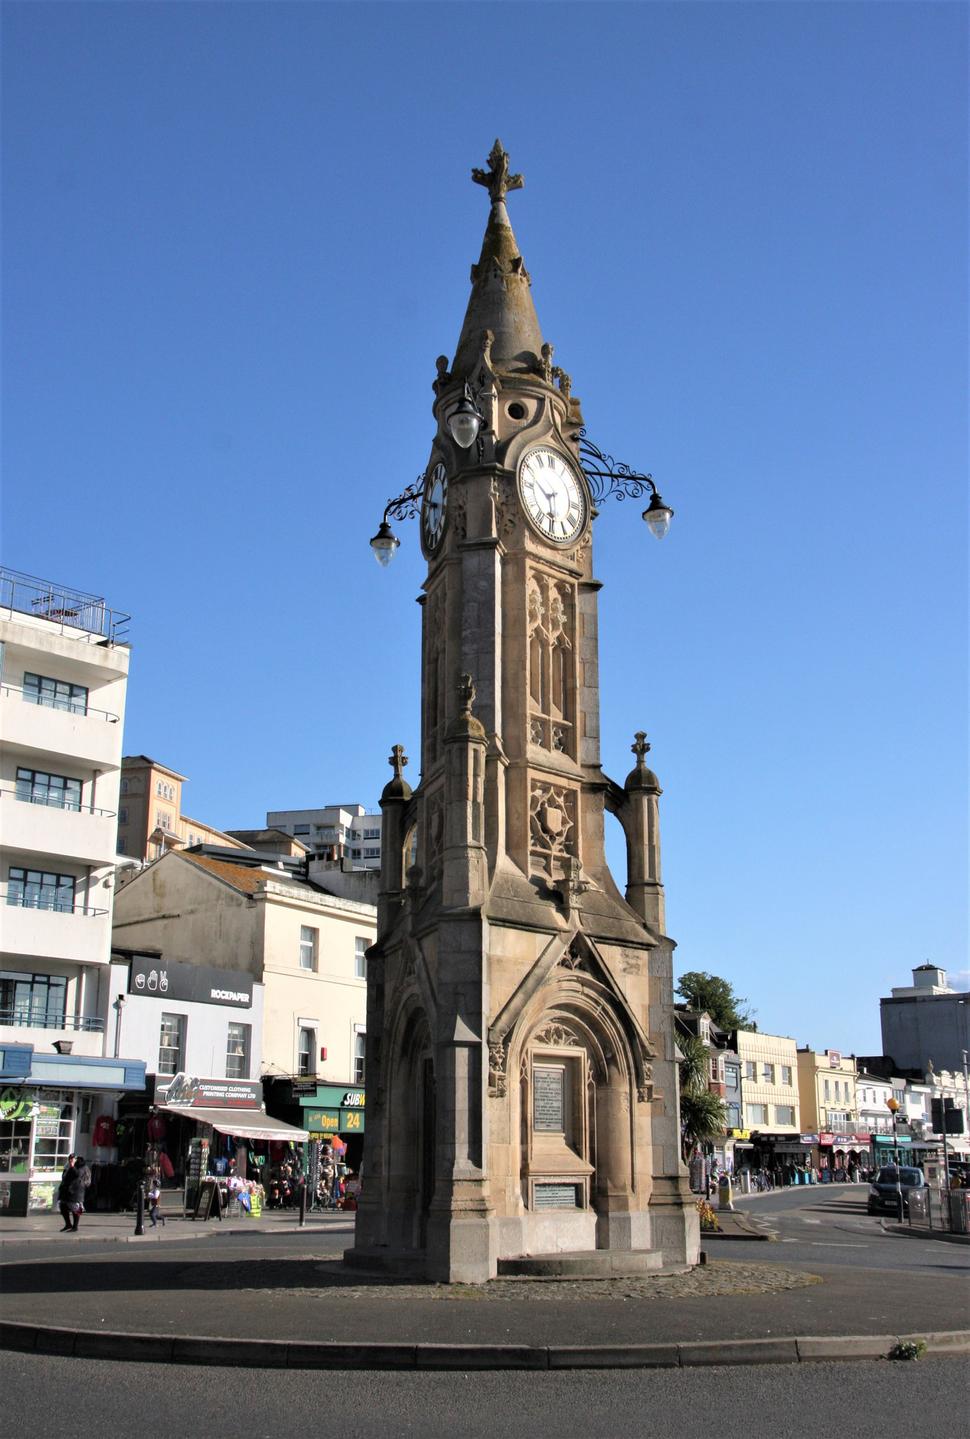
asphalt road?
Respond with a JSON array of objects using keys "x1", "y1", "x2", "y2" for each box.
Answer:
[
  {"x1": 1, "y1": 1351, "x2": 965, "y2": 1439},
  {"x1": 725, "y1": 1184, "x2": 970, "y2": 1275}
]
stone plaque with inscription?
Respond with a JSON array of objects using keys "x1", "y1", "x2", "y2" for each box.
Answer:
[
  {"x1": 533, "y1": 1067, "x2": 565, "y2": 1132},
  {"x1": 534, "y1": 1182, "x2": 579, "y2": 1209}
]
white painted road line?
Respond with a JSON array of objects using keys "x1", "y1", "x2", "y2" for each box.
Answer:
[{"x1": 809, "y1": 1242, "x2": 869, "y2": 1248}]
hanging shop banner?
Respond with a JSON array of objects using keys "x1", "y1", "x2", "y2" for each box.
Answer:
[
  {"x1": 128, "y1": 955, "x2": 253, "y2": 1009},
  {"x1": 157, "y1": 1074, "x2": 262, "y2": 1109}
]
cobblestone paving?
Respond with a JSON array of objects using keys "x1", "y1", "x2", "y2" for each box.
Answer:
[{"x1": 173, "y1": 1257, "x2": 823, "y2": 1302}]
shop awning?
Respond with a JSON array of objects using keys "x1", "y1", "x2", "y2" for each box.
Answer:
[{"x1": 160, "y1": 1104, "x2": 309, "y2": 1142}]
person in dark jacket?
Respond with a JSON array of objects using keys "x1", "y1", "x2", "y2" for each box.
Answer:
[
  {"x1": 57, "y1": 1154, "x2": 77, "y2": 1231},
  {"x1": 63, "y1": 1155, "x2": 91, "y2": 1231}
]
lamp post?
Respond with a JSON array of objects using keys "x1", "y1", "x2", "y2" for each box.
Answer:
[{"x1": 886, "y1": 1097, "x2": 903, "y2": 1221}]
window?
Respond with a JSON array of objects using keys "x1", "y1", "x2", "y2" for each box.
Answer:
[
  {"x1": 0, "y1": 970, "x2": 68, "y2": 1029},
  {"x1": 775, "y1": 1105, "x2": 796, "y2": 1125},
  {"x1": 121, "y1": 778, "x2": 129, "y2": 794},
  {"x1": 351, "y1": 848, "x2": 361, "y2": 859},
  {"x1": 744, "y1": 1061, "x2": 757, "y2": 1081},
  {"x1": 355, "y1": 937, "x2": 368, "y2": 979},
  {"x1": 298, "y1": 1026, "x2": 315, "y2": 1077},
  {"x1": 353, "y1": 1031, "x2": 366, "y2": 1084},
  {"x1": 118, "y1": 807, "x2": 128, "y2": 824},
  {"x1": 23, "y1": 672, "x2": 88, "y2": 715},
  {"x1": 824, "y1": 1079, "x2": 831, "y2": 1100},
  {"x1": 725, "y1": 1103, "x2": 741, "y2": 1128},
  {"x1": 226, "y1": 1023, "x2": 251, "y2": 1079},
  {"x1": 117, "y1": 836, "x2": 127, "y2": 853},
  {"x1": 746, "y1": 1103, "x2": 768, "y2": 1126},
  {"x1": 299, "y1": 926, "x2": 317, "y2": 971},
  {"x1": 158, "y1": 1013, "x2": 185, "y2": 1075},
  {"x1": 15, "y1": 767, "x2": 83, "y2": 811},
  {"x1": 762, "y1": 1063, "x2": 775, "y2": 1084},
  {"x1": 294, "y1": 825, "x2": 311, "y2": 836},
  {"x1": 156, "y1": 810, "x2": 172, "y2": 831},
  {"x1": 781, "y1": 1065, "x2": 793, "y2": 1086},
  {"x1": 725, "y1": 1063, "x2": 739, "y2": 1089},
  {"x1": 363, "y1": 828, "x2": 380, "y2": 839},
  {"x1": 364, "y1": 848, "x2": 380, "y2": 859},
  {"x1": 7, "y1": 868, "x2": 75, "y2": 913}
]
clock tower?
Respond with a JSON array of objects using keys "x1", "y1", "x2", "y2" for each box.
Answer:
[{"x1": 351, "y1": 143, "x2": 698, "y2": 1282}]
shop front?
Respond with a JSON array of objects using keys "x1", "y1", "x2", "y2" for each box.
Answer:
[
  {"x1": 0, "y1": 1048, "x2": 147, "y2": 1216},
  {"x1": 772, "y1": 1136, "x2": 817, "y2": 1183},
  {"x1": 818, "y1": 1130, "x2": 872, "y2": 1180},
  {"x1": 156, "y1": 1073, "x2": 309, "y2": 1216}
]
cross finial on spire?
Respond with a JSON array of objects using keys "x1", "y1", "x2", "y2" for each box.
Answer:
[
  {"x1": 631, "y1": 731, "x2": 652, "y2": 764},
  {"x1": 472, "y1": 139, "x2": 524, "y2": 205},
  {"x1": 388, "y1": 745, "x2": 408, "y2": 780}
]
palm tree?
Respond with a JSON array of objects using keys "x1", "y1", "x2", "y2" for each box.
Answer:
[{"x1": 678, "y1": 1032, "x2": 728, "y2": 1163}]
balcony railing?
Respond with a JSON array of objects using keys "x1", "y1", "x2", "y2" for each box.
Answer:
[
  {"x1": 0, "y1": 682, "x2": 120, "y2": 723},
  {"x1": 1, "y1": 886, "x2": 108, "y2": 917},
  {"x1": 0, "y1": 1008, "x2": 105, "y2": 1034},
  {"x1": 0, "y1": 567, "x2": 129, "y2": 645},
  {"x1": 1, "y1": 787, "x2": 116, "y2": 818}
]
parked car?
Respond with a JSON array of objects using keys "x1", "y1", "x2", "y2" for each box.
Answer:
[{"x1": 867, "y1": 1165, "x2": 925, "y2": 1217}]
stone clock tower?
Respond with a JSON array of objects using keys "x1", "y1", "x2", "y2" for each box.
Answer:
[{"x1": 350, "y1": 143, "x2": 698, "y2": 1282}]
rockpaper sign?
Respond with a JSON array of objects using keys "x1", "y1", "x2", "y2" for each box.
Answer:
[{"x1": 127, "y1": 954, "x2": 253, "y2": 1009}]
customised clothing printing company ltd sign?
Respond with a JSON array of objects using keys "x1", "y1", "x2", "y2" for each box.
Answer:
[
  {"x1": 304, "y1": 1086, "x2": 366, "y2": 1139},
  {"x1": 128, "y1": 954, "x2": 253, "y2": 1008},
  {"x1": 156, "y1": 1074, "x2": 263, "y2": 1109}
]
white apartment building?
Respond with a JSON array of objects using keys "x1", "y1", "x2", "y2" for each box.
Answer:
[
  {"x1": 0, "y1": 569, "x2": 146, "y2": 1215},
  {"x1": 265, "y1": 803, "x2": 383, "y2": 869}
]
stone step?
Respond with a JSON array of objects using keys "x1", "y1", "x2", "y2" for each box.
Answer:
[{"x1": 497, "y1": 1249, "x2": 668, "y2": 1278}]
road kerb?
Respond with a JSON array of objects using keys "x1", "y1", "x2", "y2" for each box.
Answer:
[
  {"x1": 3, "y1": 1320, "x2": 970, "y2": 1369},
  {"x1": 548, "y1": 1344, "x2": 680, "y2": 1368},
  {"x1": 679, "y1": 1339, "x2": 800, "y2": 1366},
  {"x1": 796, "y1": 1335, "x2": 895, "y2": 1362}
]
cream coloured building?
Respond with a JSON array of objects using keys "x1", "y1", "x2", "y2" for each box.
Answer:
[
  {"x1": 796, "y1": 1047, "x2": 860, "y2": 1133},
  {"x1": 733, "y1": 1030, "x2": 801, "y2": 1140},
  {"x1": 111, "y1": 849, "x2": 375, "y2": 1084}
]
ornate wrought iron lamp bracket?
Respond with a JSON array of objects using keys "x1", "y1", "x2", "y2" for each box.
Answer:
[
  {"x1": 576, "y1": 430, "x2": 674, "y2": 538},
  {"x1": 576, "y1": 430, "x2": 658, "y2": 508}
]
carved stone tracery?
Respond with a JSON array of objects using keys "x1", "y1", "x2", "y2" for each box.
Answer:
[
  {"x1": 529, "y1": 781, "x2": 577, "y2": 879},
  {"x1": 527, "y1": 572, "x2": 575, "y2": 755}
]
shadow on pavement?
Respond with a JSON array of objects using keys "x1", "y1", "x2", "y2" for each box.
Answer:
[{"x1": 0, "y1": 1257, "x2": 421, "y2": 1297}]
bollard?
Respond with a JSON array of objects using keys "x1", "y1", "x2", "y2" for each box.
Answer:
[
  {"x1": 298, "y1": 1178, "x2": 307, "y2": 1228},
  {"x1": 134, "y1": 1181, "x2": 145, "y2": 1237},
  {"x1": 717, "y1": 1172, "x2": 735, "y2": 1213}
]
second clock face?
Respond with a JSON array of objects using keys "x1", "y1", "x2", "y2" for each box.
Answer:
[
  {"x1": 518, "y1": 446, "x2": 588, "y2": 544},
  {"x1": 422, "y1": 462, "x2": 448, "y2": 550}
]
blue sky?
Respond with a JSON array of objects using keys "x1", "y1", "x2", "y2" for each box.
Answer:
[{"x1": 3, "y1": 2, "x2": 966, "y2": 1055}]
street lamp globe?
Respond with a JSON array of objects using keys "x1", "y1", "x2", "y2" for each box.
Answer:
[
  {"x1": 447, "y1": 393, "x2": 483, "y2": 449},
  {"x1": 369, "y1": 521, "x2": 400, "y2": 568},
  {"x1": 642, "y1": 491, "x2": 674, "y2": 540}
]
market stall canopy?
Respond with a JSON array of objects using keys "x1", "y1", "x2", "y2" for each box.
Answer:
[{"x1": 160, "y1": 1104, "x2": 309, "y2": 1142}]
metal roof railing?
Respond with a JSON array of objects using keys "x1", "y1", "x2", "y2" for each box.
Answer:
[{"x1": 0, "y1": 567, "x2": 130, "y2": 645}]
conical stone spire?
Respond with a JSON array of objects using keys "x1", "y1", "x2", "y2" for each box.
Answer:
[{"x1": 452, "y1": 140, "x2": 546, "y2": 381}]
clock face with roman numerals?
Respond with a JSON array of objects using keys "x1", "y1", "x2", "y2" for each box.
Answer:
[
  {"x1": 517, "y1": 446, "x2": 588, "y2": 545},
  {"x1": 422, "y1": 462, "x2": 448, "y2": 550}
]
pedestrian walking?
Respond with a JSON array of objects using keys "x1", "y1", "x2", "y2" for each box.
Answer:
[
  {"x1": 147, "y1": 1178, "x2": 165, "y2": 1227},
  {"x1": 63, "y1": 1155, "x2": 91, "y2": 1231},
  {"x1": 57, "y1": 1154, "x2": 77, "y2": 1231}
]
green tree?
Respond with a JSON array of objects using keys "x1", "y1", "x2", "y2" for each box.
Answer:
[
  {"x1": 675, "y1": 971, "x2": 756, "y2": 1032},
  {"x1": 677, "y1": 1032, "x2": 728, "y2": 1162}
]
